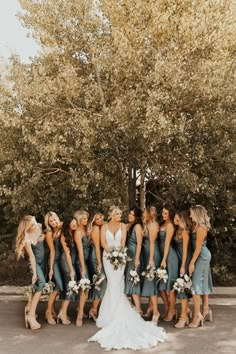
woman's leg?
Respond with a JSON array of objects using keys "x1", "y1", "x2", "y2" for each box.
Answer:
[
  {"x1": 160, "y1": 290, "x2": 169, "y2": 317},
  {"x1": 132, "y1": 294, "x2": 142, "y2": 313},
  {"x1": 164, "y1": 291, "x2": 177, "y2": 321}
]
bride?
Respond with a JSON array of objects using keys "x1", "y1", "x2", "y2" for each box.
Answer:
[{"x1": 88, "y1": 206, "x2": 167, "y2": 350}]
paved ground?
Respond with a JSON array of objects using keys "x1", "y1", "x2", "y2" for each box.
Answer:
[{"x1": 0, "y1": 300, "x2": 235, "y2": 354}]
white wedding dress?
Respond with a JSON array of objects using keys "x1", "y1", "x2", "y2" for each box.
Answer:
[{"x1": 88, "y1": 227, "x2": 167, "y2": 351}]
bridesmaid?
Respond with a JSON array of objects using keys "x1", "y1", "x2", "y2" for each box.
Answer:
[
  {"x1": 87, "y1": 211, "x2": 107, "y2": 320},
  {"x1": 159, "y1": 204, "x2": 179, "y2": 321},
  {"x1": 173, "y1": 211, "x2": 192, "y2": 328},
  {"x1": 73, "y1": 210, "x2": 91, "y2": 327},
  {"x1": 124, "y1": 207, "x2": 143, "y2": 314},
  {"x1": 44, "y1": 211, "x2": 63, "y2": 324},
  {"x1": 59, "y1": 216, "x2": 77, "y2": 324},
  {"x1": 141, "y1": 206, "x2": 161, "y2": 323},
  {"x1": 189, "y1": 205, "x2": 213, "y2": 328},
  {"x1": 15, "y1": 215, "x2": 46, "y2": 330}
]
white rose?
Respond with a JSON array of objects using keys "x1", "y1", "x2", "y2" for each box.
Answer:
[{"x1": 112, "y1": 251, "x2": 119, "y2": 257}]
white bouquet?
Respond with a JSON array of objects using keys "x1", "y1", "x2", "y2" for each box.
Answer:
[
  {"x1": 67, "y1": 280, "x2": 79, "y2": 296},
  {"x1": 92, "y1": 273, "x2": 106, "y2": 291},
  {"x1": 23, "y1": 284, "x2": 35, "y2": 300},
  {"x1": 106, "y1": 246, "x2": 131, "y2": 270},
  {"x1": 172, "y1": 274, "x2": 193, "y2": 294},
  {"x1": 129, "y1": 269, "x2": 140, "y2": 286},
  {"x1": 142, "y1": 264, "x2": 156, "y2": 281},
  {"x1": 42, "y1": 280, "x2": 55, "y2": 295},
  {"x1": 77, "y1": 277, "x2": 91, "y2": 294},
  {"x1": 156, "y1": 267, "x2": 168, "y2": 283}
]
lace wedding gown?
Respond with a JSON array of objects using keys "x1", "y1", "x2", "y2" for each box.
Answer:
[{"x1": 88, "y1": 227, "x2": 167, "y2": 351}]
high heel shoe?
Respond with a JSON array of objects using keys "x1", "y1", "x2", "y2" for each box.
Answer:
[
  {"x1": 89, "y1": 309, "x2": 98, "y2": 321},
  {"x1": 25, "y1": 315, "x2": 41, "y2": 330},
  {"x1": 57, "y1": 312, "x2": 71, "y2": 325},
  {"x1": 174, "y1": 317, "x2": 189, "y2": 328},
  {"x1": 76, "y1": 315, "x2": 83, "y2": 327},
  {"x1": 164, "y1": 309, "x2": 178, "y2": 322},
  {"x1": 189, "y1": 314, "x2": 204, "y2": 328},
  {"x1": 203, "y1": 308, "x2": 213, "y2": 322},
  {"x1": 143, "y1": 307, "x2": 153, "y2": 318},
  {"x1": 45, "y1": 311, "x2": 56, "y2": 325},
  {"x1": 151, "y1": 313, "x2": 160, "y2": 325}
]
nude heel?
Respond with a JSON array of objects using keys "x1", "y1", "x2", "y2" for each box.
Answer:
[
  {"x1": 203, "y1": 308, "x2": 213, "y2": 322},
  {"x1": 189, "y1": 314, "x2": 204, "y2": 328}
]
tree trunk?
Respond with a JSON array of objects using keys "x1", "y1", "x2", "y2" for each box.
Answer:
[
  {"x1": 139, "y1": 168, "x2": 146, "y2": 210},
  {"x1": 128, "y1": 165, "x2": 136, "y2": 208}
]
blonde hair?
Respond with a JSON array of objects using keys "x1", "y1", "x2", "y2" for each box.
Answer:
[
  {"x1": 44, "y1": 211, "x2": 60, "y2": 232},
  {"x1": 176, "y1": 211, "x2": 192, "y2": 235},
  {"x1": 143, "y1": 206, "x2": 158, "y2": 233},
  {"x1": 107, "y1": 205, "x2": 121, "y2": 221},
  {"x1": 190, "y1": 205, "x2": 211, "y2": 230},
  {"x1": 15, "y1": 215, "x2": 35, "y2": 261},
  {"x1": 73, "y1": 210, "x2": 89, "y2": 226},
  {"x1": 87, "y1": 212, "x2": 103, "y2": 235}
]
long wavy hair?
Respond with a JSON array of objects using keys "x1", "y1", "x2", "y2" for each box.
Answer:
[
  {"x1": 87, "y1": 211, "x2": 103, "y2": 236},
  {"x1": 62, "y1": 216, "x2": 76, "y2": 251},
  {"x1": 190, "y1": 205, "x2": 211, "y2": 230},
  {"x1": 143, "y1": 205, "x2": 158, "y2": 233},
  {"x1": 44, "y1": 211, "x2": 61, "y2": 232},
  {"x1": 15, "y1": 215, "x2": 35, "y2": 261},
  {"x1": 176, "y1": 210, "x2": 192, "y2": 237},
  {"x1": 161, "y1": 203, "x2": 176, "y2": 225},
  {"x1": 128, "y1": 206, "x2": 143, "y2": 236},
  {"x1": 73, "y1": 210, "x2": 89, "y2": 228}
]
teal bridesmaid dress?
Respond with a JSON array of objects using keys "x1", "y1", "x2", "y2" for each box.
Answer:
[
  {"x1": 75, "y1": 234, "x2": 91, "y2": 280},
  {"x1": 89, "y1": 242, "x2": 107, "y2": 300},
  {"x1": 141, "y1": 231, "x2": 160, "y2": 296},
  {"x1": 124, "y1": 228, "x2": 141, "y2": 295},
  {"x1": 51, "y1": 237, "x2": 64, "y2": 295},
  {"x1": 158, "y1": 229, "x2": 179, "y2": 291},
  {"x1": 31, "y1": 240, "x2": 46, "y2": 292},
  {"x1": 60, "y1": 239, "x2": 78, "y2": 301},
  {"x1": 173, "y1": 233, "x2": 192, "y2": 299},
  {"x1": 191, "y1": 232, "x2": 213, "y2": 294}
]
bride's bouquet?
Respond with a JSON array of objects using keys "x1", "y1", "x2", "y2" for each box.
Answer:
[
  {"x1": 129, "y1": 269, "x2": 140, "y2": 286},
  {"x1": 141, "y1": 264, "x2": 156, "y2": 281},
  {"x1": 156, "y1": 267, "x2": 168, "y2": 284},
  {"x1": 106, "y1": 246, "x2": 131, "y2": 270},
  {"x1": 92, "y1": 273, "x2": 106, "y2": 291},
  {"x1": 172, "y1": 274, "x2": 193, "y2": 294}
]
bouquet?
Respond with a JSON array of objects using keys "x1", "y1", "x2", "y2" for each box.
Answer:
[
  {"x1": 156, "y1": 267, "x2": 168, "y2": 284},
  {"x1": 67, "y1": 280, "x2": 80, "y2": 296},
  {"x1": 92, "y1": 273, "x2": 106, "y2": 291},
  {"x1": 129, "y1": 269, "x2": 140, "y2": 286},
  {"x1": 172, "y1": 274, "x2": 193, "y2": 294},
  {"x1": 106, "y1": 246, "x2": 131, "y2": 270},
  {"x1": 42, "y1": 280, "x2": 55, "y2": 295},
  {"x1": 23, "y1": 284, "x2": 35, "y2": 300},
  {"x1": 77, "y1": 278, "x2": 91, "y2": 294},
  {"x1": 141, "y1": 264, "x2": 156, "y2": 281}
]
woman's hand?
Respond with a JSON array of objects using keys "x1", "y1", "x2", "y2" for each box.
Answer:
[
  {"x1": 134, "y1": 258, "x2": 140, "y2": 270},
  {"x1": 160, "y1": 259, "x2": 166, "y2": 269},
  {"x1": 70, "y1": 270, "x2": 75, "y2": 281},
  {"x1": 180, "y1": 266, "x2": 185, "y2": 277},
  {"x1": 49, "y1": 268, "x2": 53, "y2": 280},
  {"x1": 81, "y1": 269, "x2": 86, "y2": 278},
  {"x1": 97, "y1": 263, "x2": 102, "y2": 274},
  {"x1": 149, "y1": 259, "x2": 154, "y2": 267},
  {"x1": 32, "y1": 274, "x2": 37, "y2": 284},
  {"x1": 189, "y1": 262, "x2": 195, "y2": 276}
]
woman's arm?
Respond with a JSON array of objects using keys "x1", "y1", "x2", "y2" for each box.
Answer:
[
  {"x1": 45, "y1": 231, "x2": 55, "y2": 280},
  {"x1": 101, "y1": 224, "x2": 110, "y2": 253},
  {"x1": 180, "y1": 231, "x2": 189, "y2": 276},
  {"x1": 148, "y1": 223, "x2": 158, "y2": 266},
  {"x1": 161, "y1": 223, "x2": 175, "y2": 268},
  {"x1": 121, "y1": 223, "x2": 127, "y2": 248},
  {"x1": 24, "y1": 242, "x2": 37, "y2": 284},
  {"x1": 134, "y1": 224, "x2": 143, "y2": 269},
  {"x1": 189, "y1": 227, "x2": 207, "y2": 276},
  {"x1": 61, "y1": 235, "x2": 75, "y2": 280},
  {"x1": 74, "y1": 230, "x2": 86, "y2": 278},
  {"x1": 91, "y1": 226, "x2": 102, "y2": 273}
]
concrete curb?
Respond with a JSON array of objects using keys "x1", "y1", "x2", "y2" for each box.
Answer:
[{"x1": 0, "y1": 285, "x2": 235, "y2": 296}]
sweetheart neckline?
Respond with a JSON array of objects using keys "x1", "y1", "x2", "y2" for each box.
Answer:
[{"x1": 106, "y1": 227, "x2": 121, "y2": 240}]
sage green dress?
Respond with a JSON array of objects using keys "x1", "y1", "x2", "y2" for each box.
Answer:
[
  {"x1": 124, "y1": 228, "x2": 141, "y2": 295},
  {"x1": 89, "y1": 242, "x2": 107, "y2": 300},
  {"x1": 141, "y1": 231, "x2": 160, "y2": 296},
  {"x1": 173, "y1": 233, "x2": 192, "y2": 299},
  {"x1": 191, "y1": 232, "x2": 213, "y2": 294},
  {"x1": 158, "y1": 229, "x2": 179, "y2": 291},
  {"x1": 51, "y1": 237, "x2": 64, "y2": 294},
  {"x1": 31, "y1": 240, "x2": 46, "y2": 292}
]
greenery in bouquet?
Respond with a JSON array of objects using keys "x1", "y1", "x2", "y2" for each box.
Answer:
[{"x1": 106, "y1": 246, "x2": 131, "y2": 270}]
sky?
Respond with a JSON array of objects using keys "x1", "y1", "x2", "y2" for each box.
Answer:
[{"x1": 0, "y1": 0, "x2": 39, "y2": 63}]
